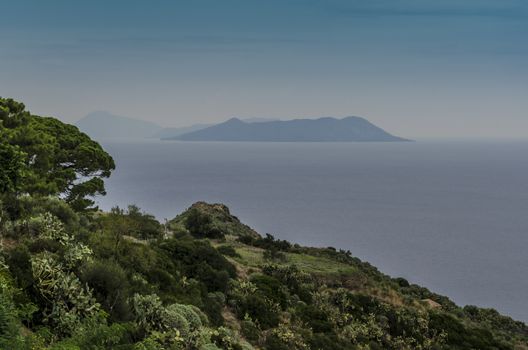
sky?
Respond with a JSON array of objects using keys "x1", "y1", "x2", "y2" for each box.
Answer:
[{"x1": 0, "y1": 0, "x2": 527, "y2": 138}]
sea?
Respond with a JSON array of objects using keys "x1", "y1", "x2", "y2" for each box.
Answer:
[{"x1": 96, "y1": 139, "x2": 528, "y2": 322}]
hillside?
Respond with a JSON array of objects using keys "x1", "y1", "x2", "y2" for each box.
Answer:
[
  {"x1": 1, "y1": 97, "x2": 527, "y2": 349},
  {"x1": 172, "y1": 116, "x2": 409, "y2": 142},
  {"x1": 76, "y1": 111, "x2": 163, "y2": 140},
  {"x1": 3, "y1": 198, "x2": 527, "y2": 349}
]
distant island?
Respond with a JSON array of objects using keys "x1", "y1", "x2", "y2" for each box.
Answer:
[{"x1": 170, "y1": 116, "x2": 409, "y2": 142}]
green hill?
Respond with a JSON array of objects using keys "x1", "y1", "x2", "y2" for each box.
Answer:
[{"x1": 168, "y1": 202, "x2": 261, "y2": 239}]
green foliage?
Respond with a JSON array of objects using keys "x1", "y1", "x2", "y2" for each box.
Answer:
[
  {"x1": 2, "y1": 194, "x2": 527, "y2": 349},
  {"x1": 261, "y1": 264, "x2": 314, "y2": 303},
  {"x1": 203, "y1": 292, "x2": 226, "y2": 326},
  {"x1": 295, "y1": 304, "x2": 333, "y2": 333},
  {"x1": 0, "y1": 273, "x2": 20, "y2": 344},
  {"x1": 240, "y1": 318, "x2": 260, "y2": 344},
  {"x1": 228, "y1": 280, "x2": 280, "y2": 329},
  {"x1": 429, "y1": 311, "x2": 512, "y2": 350},
  {"x1": 216, "y1": 245, "x2": 240, "y2": 258},
  {"x1": 264, "y1": 322, "x2": 310, "y2": 350},
  {"x1": 31, "y1": 252, "x2": 100, "y2": 335},
  {"x1": 0, "y1": 96, "x2": 115, "y2": 211},
  {"x1": 462, "y1": 305, "x2": 528, "y2": 341},
  {"x1": 397, "y1": 281, "x2": 457, "y2": 311},
  {"x1": 131, "y1": 294, "x2": 168, "y2": 334},
  {"x1": 209, "y1": 326, "x2": 244, "y2": 350},
  {"x1": 185, "y1": 208, "x2": 224, "y2": 239},
  {"x1": 51, "y1": 317, "x2": 133, "y2": 349},
  {"x1": 249, "y1": 274, "x2": 289, "y2": 310},
  {"x1": 101, "y1": 206, "x2": 163, "y2": 241},
  {"x1": 239, "y1": 233, "x2": 291, "y2": 252},
  {"x1": 0, "y1": 142, "x2": 25, "y2": 194},
  {"x1": 5, "y1": 244, "x2": 34, "y2": 290},
  {"x1": 131, "y1": 293, "x2": 212, "y2": 349},
  {"x1": 157, "y1": 237, "x2": 236, "y2": 293},
  {"x1": 18, "y1": 196, "x2": 81, "y2": 230},
  {"x1": 80, "y1": 260, "x2": 132, "y2": 322},
  {"x1": 262, "y1": 248, "x2": 287, "y2": 263}
]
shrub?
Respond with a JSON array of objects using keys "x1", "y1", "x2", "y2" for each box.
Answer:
[
  {"x1": 167, "y1": 304, "x2": 205, "y2": 332},
  {"x1": 125, "y1": 205, "x2": 163, "y2": 240},
  {"x1": 250, "y1": 274, "x2": 289, "y2": 310},
  {"x1": 261, "y1": 264, "x2": 313, "y2": 303},
  {"x1": 203, "y1": 292, "x2": 225, "y2": 326},
  {"x1": 0, "y1": 286, "x2": 19, "y2": 343},
  {"x1": 394, "y1": 277, "x2": 410, "y2": 288},
  {"x1": 27, "y1": 238, "x2": 64, "y2": 255},
  {"x1": 16, "y1": 196, "x2": 80, "y2": 231},
  {"x1": 240, "y1": 319, "x2": 260, "y2": 344},
  {"x1": 131, "y1": 293, "x2": 207, "y2": 343},
  {"x1": 31, "y1": 252, "x2": 101, "y2": 336},
  {"x1": 210, "y1": 326, "x2": 243, "y2": 350},
  {"x1": 185, "y1": 208, "x2": 224, "y2": 239},
  {"x1": 429, "y1": 311, "x2": 509, "y2": 349},
  {"x1": 294, "y1": 304, "x2": 333, "y2": 333},
  {"x1": 51, "y1": 317, "x2": 133, "y2": 349},
  {"x1": 263, "y1": 248, "x2": 287, "y2": 263},
  {"x1": 217, "y1": 245, "x2": 240, "y2": 258},
  {"x1": 131, "y1": 293, "x2": 167, "y2": 334},
  {"x1": 308, "y1": 333, "x2": 349, "y2": 350},
  {"x1": 164, "y1": 304, "x2": 191, "y2": 338},
  {"x1": 5, "y1": 245, "x2": 34, "y2": 290},
  {"x1": 80, "y1": 260, "x2": 132, "y2": 322},
  {"x1": 99, "y1": 205, "x2": 164, "y2": 243},
  {"x1": 238, "y1": 233, "x2": 291, "y2": 252},
  {"x1": 157, "y1": 238, "x2": 236, "y2": 293},
  {"x1": 235, "y1": 294, "x2": 280, "y2": 329},
  {"x1": 264, "y1": 322, "x2": 310, "y2": 350}
]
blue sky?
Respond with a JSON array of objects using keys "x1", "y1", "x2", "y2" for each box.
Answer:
[{"x1": 0, "y1": 0, "x2": 527, "y2": 138}]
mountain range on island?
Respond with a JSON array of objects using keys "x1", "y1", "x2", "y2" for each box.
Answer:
[
  {"x1": 75, "y1": 112, "x2": 409, "y2": 142},
  {"x1": 172, "y1": 116, "x2": 408, "y2": 142}
]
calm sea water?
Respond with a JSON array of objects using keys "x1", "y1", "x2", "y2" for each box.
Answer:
[{"x1": 96, "y1": 139, "x2": 528, "y2": 322}]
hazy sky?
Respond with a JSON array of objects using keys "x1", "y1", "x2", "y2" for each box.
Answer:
[{"x1": 1, "y1": 0, "x2": 527, "y2": 138}]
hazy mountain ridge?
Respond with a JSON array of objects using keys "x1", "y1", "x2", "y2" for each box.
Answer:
[
  {"x1": 172, "y1": 116, "x2": 409, "y2": 142},
  {"x1": 76, "y1": 112, "x2": 281, "y2": 140},
  {"x1": 75, "y1": 111, "x2": 163, "y2": 140}
]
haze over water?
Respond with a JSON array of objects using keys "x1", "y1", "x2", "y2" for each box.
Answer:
[{"x1": 97, "y1": 139, "x2": 528, "y2": 322}]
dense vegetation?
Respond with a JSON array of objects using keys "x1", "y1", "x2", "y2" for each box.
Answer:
[{"x1": 1, "y1": 97, "x2": 527, "y2": 349}]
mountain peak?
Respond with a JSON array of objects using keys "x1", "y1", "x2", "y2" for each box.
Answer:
[{"x1": 225, "y1": 117, "x2": 245, "y2": 124}]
